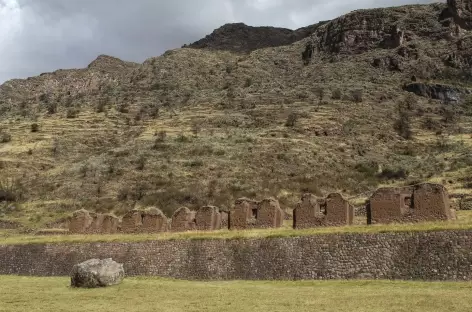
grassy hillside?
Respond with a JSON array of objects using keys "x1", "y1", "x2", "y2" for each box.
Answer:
[
  {"x1": 0, "y1": 3, "x2": 471, "y2": 229},
  {"x1": 1, "y1": 276, "x2": 471, "y2": 312}
]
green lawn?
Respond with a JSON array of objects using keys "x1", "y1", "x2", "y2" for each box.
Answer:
[{"x1": 0, "y1": 276, "x2": 471, "y2": 312}]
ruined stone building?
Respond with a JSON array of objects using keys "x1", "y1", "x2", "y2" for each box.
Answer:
[
  {"x1": 195, "y1": 206, "x2": 222, "y2": 231},
  {"x1": 229, "y1": 198, "x2": 284, "y2": 230},
  {"x1": 65, "y1": 182, "x2": 454, "y2": 235},
  {"x1": 121, "y1": 210, "x2": 144, "y2": 233},
  {"x1": 69, "y1": 209, "x2": 93, "y2": 234},
  {"x1": 293, "y1": 193, "x2": 354, "y2": 229},
  {"x1": 142, "y1": 208, "x2": 168, "y2": 233},
  {"x1": 170, "y1": 207, "x2": 196, "y2": 232},
  {"x1": 368, "y1": 183, "x2": 453, "y2": 224},
  {"x1": 69, "y1": 210, "x2": 119, "y2": 234}
]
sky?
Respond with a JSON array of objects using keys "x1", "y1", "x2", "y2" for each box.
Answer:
[{"x1": 0, "y1": 0, "x2": 439, "y2": 83}]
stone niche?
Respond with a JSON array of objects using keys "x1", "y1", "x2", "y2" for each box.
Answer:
[
  {"x1": 229, "y1": 198, "x2": 284, "y2": 230},
  {"x1": 142, "y1": 208, "x2": 168, "y2": 233},
  {"x1": 368, "y1": 183, "x2": 453, "y2": 224},
  {"x1": 195, "y1": 206, "x2": 222, "y2": 231},
  {"x1": 293, "y1": 193, "x2": 354, "y2": 229},
  {"x1": 171, "y1": 207, "x2": 196, "y2": 232}
]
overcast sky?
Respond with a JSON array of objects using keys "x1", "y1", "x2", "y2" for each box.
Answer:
[{"x1": 0, "y1": 0, "x2": 439, "y2": 83}]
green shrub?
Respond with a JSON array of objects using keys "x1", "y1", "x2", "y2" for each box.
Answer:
[
  {"x1": 0, "y1": 131, "x2": 12, "y2": 143},
  {"x1": 66, "y1": 108, "x2": 79, "y2": 119},
  {"x1": 31, "y1": 123, "x2": 40, "y2": 133},
  {"x1": 285, "y1": 112, "x2": 298, "y2": 127},
  {"x1": 351, "y1": 89, "x2": 363, "y2": 103},
  {"x1": 332, "y1": 89, "x2": 342, "y2": 100}
]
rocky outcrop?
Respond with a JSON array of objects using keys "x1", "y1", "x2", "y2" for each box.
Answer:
[
  {"x1": 87, "y1": 55, "x2": 139, "y2": 74},
  {"x1": 188, "y1": 22, "x2": 327, "y2": 53},
  {"x1": 403, "y1": 82, "x2": 471, "y2": 102},
  {"x1": 70, "y1": 258, "x2": 124, "y2": 288},
  {"x1": 310, "y1": 4, "x2": 446, "y2": 55},
  {"x1": 445, "y1": 36, "x2": 472, "y2": 69},
  {"x1": 448, "y1": 0, "x2": 472, "y2": 30}
]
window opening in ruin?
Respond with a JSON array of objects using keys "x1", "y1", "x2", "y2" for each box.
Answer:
[
  {"x1": 320, "y1": 203, "x2": 327, "y2": 215},
  {"x1": 405, "y1": 197, "x2": 412, "y2": 208},
  {"x1": 252, "y1": 208, "x2": 258, "y2": 220}
]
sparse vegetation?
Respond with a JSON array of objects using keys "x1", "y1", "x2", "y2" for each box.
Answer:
[{"x1": 0, "y1": 2, "x2": 471, "y2": 228}]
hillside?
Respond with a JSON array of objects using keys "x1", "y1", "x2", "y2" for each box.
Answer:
[
  {"x1": 186, "y1": 21, "x2": 329, "y2": 52},
  {"x1": 0, "y1": 1, "x2": 472, "y2": 229}
]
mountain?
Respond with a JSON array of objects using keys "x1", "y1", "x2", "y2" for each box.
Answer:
[
  {"x1": 186, "y1": 21, "x2": 329, "y2": 53},
  {"x1": 0, "y1": 1, "x2": 471, "y2": 229}
]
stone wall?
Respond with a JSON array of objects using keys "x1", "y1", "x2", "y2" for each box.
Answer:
[
  {"x1": 229, "y1": 197, "x2": 284, "y2": 230},
  {"x1": 2, "y1": 230, "x2": 472, "y2": 281},
  {"x1": 369, "y1": 183, "x2": 453, "y2": 224},
  {"x1": 293, "y1": 193, "x2": 354, "y2": 228}
]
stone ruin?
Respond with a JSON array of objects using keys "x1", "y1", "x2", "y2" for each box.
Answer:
[
  {"x1": 63, "y1": 182, "x2": 455, "y2": 235},
  {"x1": 368, "y1": 183, "x2": 453, "y2": 224},
  {"x1": 69, "y1": 209, "x2": 93, "y2": 234},
  {"x1": 142, "y1": 208, "x2": 168, "y2": 233},
  {"x1": 69, "y1": 210, "x2": 119, "y2": 234},
  {"x1": 170, "y1": 207, "x2": 196, "y2": 232},
  {"x1": 121, "y1": 210, "x2": 144, "y2": 233},
  {"x1": 229, "y1": 198, "x2": 284, "y2": 230},
  {"x1": 293, "y1": 193, "x2": 354, "y2": 229},
  {"x1": 195, "y1": 206, "x2": 222, "y2": 231},
  {"x1": 121, "y1": 208, "x2": 168, "y2": 233}
]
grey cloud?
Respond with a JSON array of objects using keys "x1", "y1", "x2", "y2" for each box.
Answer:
[{"x1": 0, "y1": 0, "x2": 437, "y2": 83}]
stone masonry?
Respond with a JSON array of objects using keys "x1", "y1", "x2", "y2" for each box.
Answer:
[
  {"x1": 142, "y1": 208, "x2": 168, "y2": 233},
  {"x1": 3, "y1": 230, "x2": 472, "y2": 281},
  {"x1": 69, "y1": 210, "x2": 93, "y2": 234},
  {"x1": 171, "y1": 207, "x2": 196, "y2": 232},
  {"x1": 229, "y1": 198, "x2": 284, "y2": 230},
  {"x1": 293, "y1": 193, "x2": 354, "y2": 228},
  {"x1": 369, "y1": 183, "x2": 453, "y2": 224},
  {"x1": 121, "y1": 210, "x2": 144, "y2": 233},
  {"x1": 195, "y1": 206, "x2": 222, "y2": 231},
  {"x1": 69, "y1": 211, "x2": 119, "y2": 234}
]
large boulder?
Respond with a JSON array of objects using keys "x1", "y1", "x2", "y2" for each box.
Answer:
[{"x1": 70, "y1": 258, "x2": 124, "y2": 288}]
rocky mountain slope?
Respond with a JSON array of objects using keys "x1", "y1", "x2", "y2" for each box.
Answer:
[
  {"x1": 0, "y1": 1, "x2": 471, "y2": 228},
  {"x1": 186, "y1": 21, "x2": 328, "y2": 52}
]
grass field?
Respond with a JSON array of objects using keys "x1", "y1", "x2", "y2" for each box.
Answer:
[{"x1": 0, "y1": 276, "x2": 471, "y2": 312}]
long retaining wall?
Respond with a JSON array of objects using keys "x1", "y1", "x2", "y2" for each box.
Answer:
[{"x1": 1, "y1": 230, "x2": 472, "y2": 281}]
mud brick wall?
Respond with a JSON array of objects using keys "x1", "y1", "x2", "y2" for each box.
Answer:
[{"x1": 2, "y1": 230, "x2": 472, "y2": 281}]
